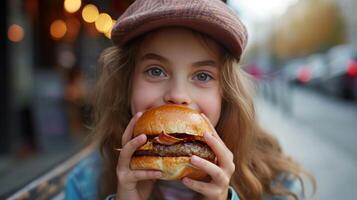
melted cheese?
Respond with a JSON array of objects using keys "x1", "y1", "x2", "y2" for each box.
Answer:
[{"x1": 137, "y1": 141, "x2": 154, "y2": 151}]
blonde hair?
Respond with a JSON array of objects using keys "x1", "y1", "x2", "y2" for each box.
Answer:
[{"x1": 91, "y1": 32, "x2": 315, "y2": 200}]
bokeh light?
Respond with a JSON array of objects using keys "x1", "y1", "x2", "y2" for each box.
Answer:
[
  {"x1": 94, "y1": 13, "x2": 112, "y2": 33},
  {"x1": 64, "y1": 0, "x2": 81, "y2": 13},
  {"x1": 50, "y1": 20, "x2": 67, "y2": 40},
  {"x1": 8, "y1": 24, "x2": 25, "y2": 42},
  {"x1": 82, "y1": 4, "x2": 99, "y2": 23},
  {"x1": 104, "y1": 20, "x2": 116, "y2": 39},
  {"x1": 58, "y1": 50, "x2": 76, "y2": 68}
]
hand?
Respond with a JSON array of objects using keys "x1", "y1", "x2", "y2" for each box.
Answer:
[
  {"x1": 116, "y1": 112, "x2": 162, "y2": 200},
  {"x1": 182, "y1": 113, "x2": 235, "y2": 200}
]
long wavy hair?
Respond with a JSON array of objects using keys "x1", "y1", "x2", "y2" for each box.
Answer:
[{"x1": 91, "y1": 31, "x2": 315, "y2": 200}]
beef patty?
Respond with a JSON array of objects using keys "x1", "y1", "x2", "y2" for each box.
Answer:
[{"x1": 133, "y1": 141, "x2": 215, "y2": 162}]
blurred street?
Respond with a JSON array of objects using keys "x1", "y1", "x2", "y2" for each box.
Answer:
[
  {"x1": 0, "y1": 138, "x2": 86, "y2": 197},
  {"x1": 256, "y1": 86, "x2": 357, "y2": 200}
]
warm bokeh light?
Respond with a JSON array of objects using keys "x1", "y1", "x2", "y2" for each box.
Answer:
[
  {"x1": 64, "y1": 0, "x2": 81, "y2": 13},
  {"x1": 50, "y1": 20, "x2": 67, "y2": 40},
  {"x1": 95, "y1": 13, "x2": 112, "y2": 33},
  {"x1": 104, "y1": 20, "x2": 116, "y2": 39},
  {"x1": 82, "y1": 4, "x2": 99, "y2": 23},
  {"x1": 104, "y1": 29, "x2": 111, "y2": 39},
  {"x1": 8, "y1": 24, "x2": 25, "y2": 42}
]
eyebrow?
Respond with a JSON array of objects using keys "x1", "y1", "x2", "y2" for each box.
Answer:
[{"x1": 140, "y1": 53, "x2": 217, "y2": 68}]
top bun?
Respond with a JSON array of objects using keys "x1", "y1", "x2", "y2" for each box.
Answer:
[{"x1": 133, "y1": 105, "x2": 213, "y2": 137}]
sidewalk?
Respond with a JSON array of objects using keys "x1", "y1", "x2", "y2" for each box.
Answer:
[
  {"x1": 0, "y1": 136, "x2": 87, "y2": 197},
  {"x1": 255, "y1": 98, "x2": 357, "y2": 200}
]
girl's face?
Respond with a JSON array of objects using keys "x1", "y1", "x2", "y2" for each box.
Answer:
[{"x1": 131, "y1": 27, "x2": 222, "y2": 126}]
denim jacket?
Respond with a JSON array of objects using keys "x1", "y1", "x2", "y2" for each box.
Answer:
[{"x1": 65, "y1": 151, "x2": 304, "y2": 200}]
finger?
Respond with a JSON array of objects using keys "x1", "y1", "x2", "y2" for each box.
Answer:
[
  {"x1": 122, "y1": 112, "x2": 143, "y2": 146},
  {"x1": 128, "y1": 170, "x2": 163, "y2": 182},
  {"x1": 182, "y1": 177, "x2": 216, "y2": 196},
  {"x1": 118, "y1": 170, "x2": 162, "y2": 191},
  {"x1": 190, "y1": 155, "x2": 229, "y2": 186},
  {"x1": 204, "y1": 132, "x2": 234, "y2": 169},
  {"x1": 118, "y1": 134, "x2": 147, "y2": 169},
  {"x1": 200, "y1": 113, "x2": 224, "y2": 144}
]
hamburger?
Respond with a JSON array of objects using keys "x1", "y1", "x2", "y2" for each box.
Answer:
[{"x1": 130, "y1": 104, "x2": 216, "y2": 180}]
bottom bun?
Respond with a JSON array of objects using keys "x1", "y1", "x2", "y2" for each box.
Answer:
[{"x1": 130, "y1": 156, "x2": 208, "y2": 180}]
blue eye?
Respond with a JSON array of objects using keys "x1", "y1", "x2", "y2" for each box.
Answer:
[
  {"x1": 145, "y1": 67, "x2": 166, "y2": 77},
  {"x1": 194, "y1": 72, "x2": 213, "y2": 81}
]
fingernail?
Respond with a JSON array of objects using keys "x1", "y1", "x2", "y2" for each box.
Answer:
[
  {"x1": 191, "y1": 155, "x2": 200, "y2": 164},
  {"x1": 138, "y1": 134, "x2": 146, "y2": 141},
  {"x1": 136, "y1": 112, "x2": 143, "y2": 117}
]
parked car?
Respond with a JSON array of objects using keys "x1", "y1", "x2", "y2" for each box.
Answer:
[
  {"x1": 323, "y1": 44, "x2": 357, "y2": 100},
  {"x1": 282, "y1": 58, "x2": 307, "y2": 85},
  {"x1": 303, "y1": 53, "x2": 329, "y2": 89}
]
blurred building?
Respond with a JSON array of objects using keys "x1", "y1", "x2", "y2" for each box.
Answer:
[
  {"x1": 2, "y1": 0, "x2": 138, "y2": 155},
  {"x1": 1, "y1": 0, "x2": 9, "y2": 154},
  {"x1": 1, "y1": 0, "x2": 138, "y2": 196}
]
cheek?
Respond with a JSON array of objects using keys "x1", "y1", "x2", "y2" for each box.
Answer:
[
  {"x1": 130, "y1": 76, "x2": 162, "y2": 115},
  {"x1": 194, "y1": 88, "x2": 222, "y2": 127}
]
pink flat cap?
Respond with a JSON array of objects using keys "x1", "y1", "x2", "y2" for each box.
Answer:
[{"x1": 111, "y1": 0, "x2": 248, "y2": 60}]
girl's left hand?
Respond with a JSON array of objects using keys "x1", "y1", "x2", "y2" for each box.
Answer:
[{"x1": 182, "y1": 113, "x2": 235, "y2": 200}]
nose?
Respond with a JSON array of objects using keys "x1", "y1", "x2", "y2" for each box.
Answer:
[{"x1": 163, "y1": 81, "x2": 191, "y2": 105}]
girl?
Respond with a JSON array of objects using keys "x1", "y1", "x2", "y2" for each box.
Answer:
[{"x1": 65, "y1": 0, "x2": 315, "y2": 199}]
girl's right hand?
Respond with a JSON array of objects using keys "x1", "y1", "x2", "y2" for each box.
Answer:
[{"x1": 116, "y1": 112, "x2": 163, "y2": 200}]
